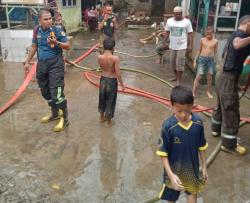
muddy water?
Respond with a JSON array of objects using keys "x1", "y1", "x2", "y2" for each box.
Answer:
[{"x1": 0, "y1": 28, "x2": 250, "y2": 203}]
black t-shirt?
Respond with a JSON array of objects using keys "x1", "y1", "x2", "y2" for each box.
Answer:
[
  {"x1": 99, "y1": 15, "x2": 115, "y2": 38},
  {"x1": 223, "y1": 30, "x2": 250, "y2": 73}
]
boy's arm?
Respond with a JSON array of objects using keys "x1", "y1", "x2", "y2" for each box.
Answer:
[
  {"x1": 114, "y1": 56, "x2": 125, "y2": 90},
  {"x1": 214, "y1": 40, "x2": 219, "y2": 63},
  {"x1": 161, "y1": 157, "x2": 184, "y2": 191},
  {"x1": 193, "y1": 39, "x2": 203, "y2": 69},
  {"x1": 199, "y1": 149, "x2": 208, "y2": 183},
  {"x1": 157, "y1": 124, "x2": 183, "y2": 191}
]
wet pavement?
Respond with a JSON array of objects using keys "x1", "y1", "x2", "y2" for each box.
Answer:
[{"x1": 0, "y1": 28, "x2": 250, "y2": 203}]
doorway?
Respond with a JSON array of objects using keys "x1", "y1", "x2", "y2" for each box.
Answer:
[{"x1": 151, "y1": 0, "x2": 165, "y2": 17}]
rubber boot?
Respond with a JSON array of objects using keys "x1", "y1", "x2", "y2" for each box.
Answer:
[
  {"x1": 41, "y1": 106, "x2": 62, "y2": 123},
  {"x1": 221, "y1": 144, "x2": 246, "y2": 156},
  {"x1": 53, "y1": 107, "x2": 69, "y2": 132}
]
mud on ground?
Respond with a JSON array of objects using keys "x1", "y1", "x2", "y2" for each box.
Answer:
[{"x1": 0, "y1": 29, "x2": 250, "y2": 203}]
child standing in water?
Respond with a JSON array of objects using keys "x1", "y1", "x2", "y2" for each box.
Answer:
[
  {"x1": 157, "y1": 86, "x2": 208, "y2": 203},
  {"x1": 98, "y1": 38, "x2": 125, "y2": 127},
  {"x1": 192, "y1": 27, "x2": 218, "y2": 98}
]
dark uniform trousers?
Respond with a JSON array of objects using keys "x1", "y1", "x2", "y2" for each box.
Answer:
[
  {"x1": 212, "y1": 71, "x2": 240, "y2": 149},
  {"x1": 36, "y1": 55, "x2": 67, "y2": 110}
]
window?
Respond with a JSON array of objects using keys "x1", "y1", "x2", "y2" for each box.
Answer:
[{"x1": 62, "y1": 0, "x2": 76, "y2": 7}]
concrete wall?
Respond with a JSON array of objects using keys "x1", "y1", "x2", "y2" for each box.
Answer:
[
  {"x1": 0, "y1": 29, "x2": 33, "y2": 62},
  {"x1": 58, "y1": 0, "x2": 82, "y2": 33}
]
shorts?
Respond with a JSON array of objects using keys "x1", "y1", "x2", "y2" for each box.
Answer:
[
  {"x1": 98, "y1": 76, "x2": 118, "y2": 119},
  {"x1": 170, "y1": 49, "x2": 186, "y2": 71},
  {"x1": 159, "y1": 184, "x2": 191, "y2": 201},
  {"x1": 196, "y1": 56, "x2": 215, "y2": 75}
]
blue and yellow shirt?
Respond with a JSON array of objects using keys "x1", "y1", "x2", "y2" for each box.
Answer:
[
  {"x1": 156, "y1": 114, "x2": 208, "y2": 194},
  {"x1": 32, "y1": 26, "x2": 67, "y2": 60}
]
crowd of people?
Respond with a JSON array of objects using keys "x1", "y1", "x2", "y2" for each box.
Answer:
[{"x1": 23, "y1": 5, "x2": 250, "y2": 203}]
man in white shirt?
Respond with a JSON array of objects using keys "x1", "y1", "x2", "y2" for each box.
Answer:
[{"x1": 164, "y1": 6, "x2": 193, "y2": 85}]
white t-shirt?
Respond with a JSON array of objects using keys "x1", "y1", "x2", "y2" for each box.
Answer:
[{"x1": 165, "y1": 17, "x2": 193, "y2": 50}]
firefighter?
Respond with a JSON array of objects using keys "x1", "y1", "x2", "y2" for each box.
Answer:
[
  {"x1": 211, "y1": 15, "x2": 250, "y2": 155},
  {"x1": 24, "y1": 9, "x2": 70, "y2": 132}
]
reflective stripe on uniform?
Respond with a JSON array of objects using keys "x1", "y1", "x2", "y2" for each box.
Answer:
[
  {"x1": 221, "y1": 132, "x2": 236, "y2": 139},
  {"x1": 211, "y1": 118, "x2": 221, "y2": 125},
  {"x1": 56, "y1": 87, "x2": 65, "y2": 104}
]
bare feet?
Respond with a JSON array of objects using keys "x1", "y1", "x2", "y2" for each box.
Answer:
[
  {"x1": 99, "y1": 117, "x2": 106, "y2": 123},
  {"x1": 206, "y1": 91, "x2": 213, "y2": 99},
  {"x1": 105, "y1": 120, "x2": 115, "y2": 127},
  {"x1": 99, "y1": 113, "x2": 106, "y2": 123}
]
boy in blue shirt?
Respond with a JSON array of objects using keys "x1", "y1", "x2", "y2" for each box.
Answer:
[{"x1": 156, "y1": 86, "x2": 208, "y2": 203}]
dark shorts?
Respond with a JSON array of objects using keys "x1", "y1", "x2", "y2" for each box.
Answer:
[
  {"x1": 159, "y1": 184, "x2": 191, "y2": 201},
  {"x1": 98, "y1": 76, "x2": 118, "y2": 119}
]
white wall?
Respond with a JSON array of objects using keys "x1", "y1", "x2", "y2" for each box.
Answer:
[{"x1": 0, "y1": 29, "x2": 33, "y2": 62}]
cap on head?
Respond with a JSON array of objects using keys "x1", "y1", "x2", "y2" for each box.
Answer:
[{"x1": 173, "y1": 6, "x2": 182, "y2": 13}]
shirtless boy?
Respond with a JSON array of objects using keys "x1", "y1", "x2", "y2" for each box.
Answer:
[
  {"x1": 98, "y1": 38, "x2": 125, "y2": 127},
  {"x1": 192, "y1": 27, "x2": 218, "y2": 98}
]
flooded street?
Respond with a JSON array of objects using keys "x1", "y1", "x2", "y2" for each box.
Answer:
[{"x1": 0, "y1": 28, "x2": 250, "y2": 203}]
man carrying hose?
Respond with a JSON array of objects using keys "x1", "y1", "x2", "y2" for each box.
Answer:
[
  {"x1": 23, "y1": 9, "x2": 70, "y2": 132},
  {"x1": 211, "y1": 15, "x2": 250, "y2": 155}
]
